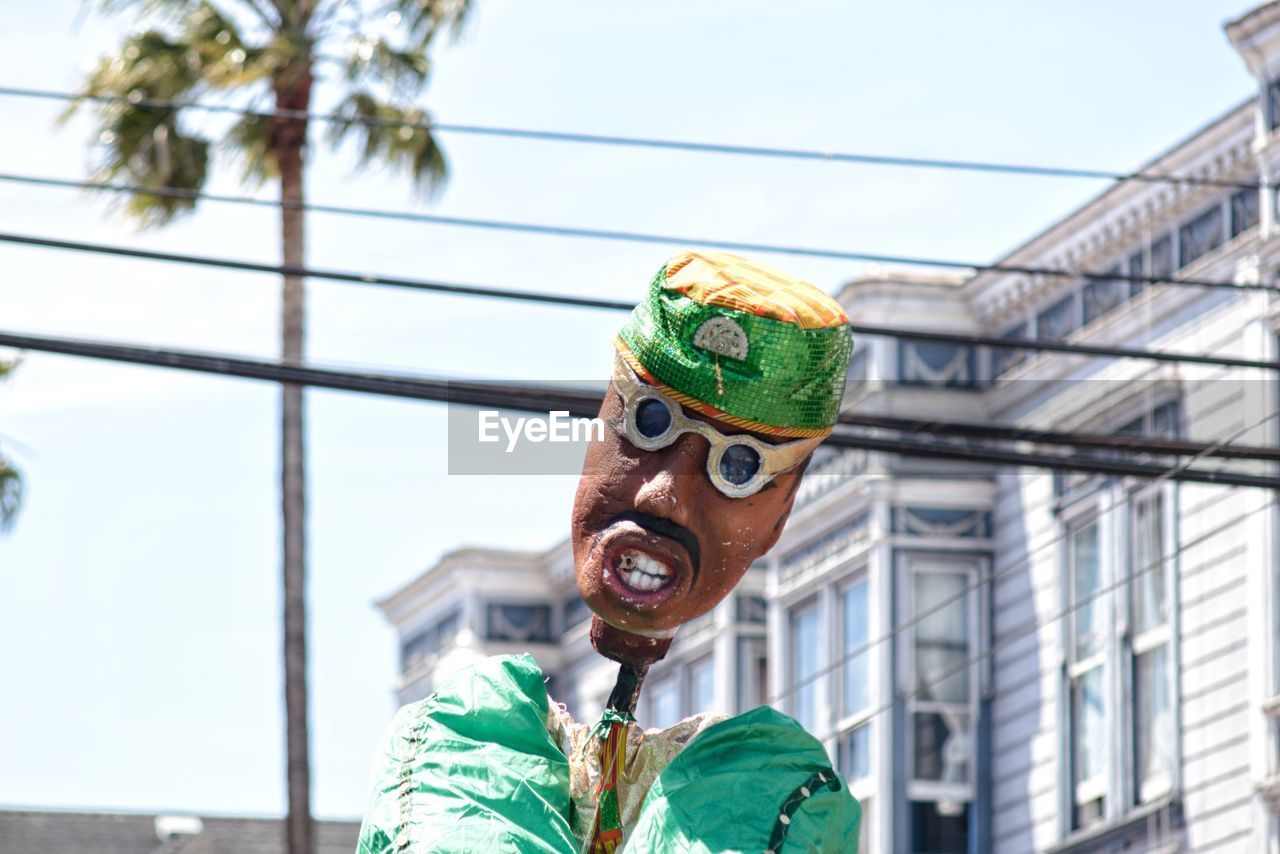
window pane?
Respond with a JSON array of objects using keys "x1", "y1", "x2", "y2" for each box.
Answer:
[
  {"x1": 1150, "y1": 235, "x2": 1173, "y2": 282},
  {"x1": 913, "y1": 571, "x2": 970, "y2": 704},
  {"x1": 1178, "y1": 205, "x2": 1224, "y2": 268},
  {"x1": 1231, "y1": 187, "x2": 1260, "y2": 237},
  {"x1": 650, "y1": 678, "x2": 680, "y2": 729},
  {"x1": 1083, "y1": 266, "x2": 1127, "y2": 325},
  {"x1": 738, "y1": 637, "x2": 767, "y2": 712},
  {"x1": 910, "y1": 800, "x2": 969, "y2": 854},
  {"x1": 1070, "y1": 524, "x2": 1103, "y2": 661},
  {"x1": 839, "y1": 723, "x2": 872, "y2": 782},
  {"x1": 1128, "y1": 249, "x2": 1146, "y2": 298},
  {"x1": 791, "y1": 604, "x2": 821, "y2": 730},
  {"x1": 913, "y1": 711, "x2": 970, "y2": 784},
  {"x1": 1135, "y1": 644, "x2": 1173, "y2": 798},
  {"x1": 843, "y1": 581, "x2": 870, "y2": 716},
  {"x1": 1073, "y1": 666, "x2": 1106, "y2": 786},
  {"x1": 689, "y1": 656, "x2": 715, "y2": 714},
  {"x1": 1036, "y1": 293, "x2": 1078, "y2": 342},
  {"x1": 1270, "y1": 76, "x2": 1280, "y2": 130},
  {"x1": 994, "y1": 322, "x2": 1031, "y2": 377},
  {"x1": 1133, "y1": 494, "x2": 1167, "y2": 634}
]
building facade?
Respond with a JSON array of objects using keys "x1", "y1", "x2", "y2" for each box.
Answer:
[{"x1": 376, "y1": 6, "x2": 1280, "y2": 851}]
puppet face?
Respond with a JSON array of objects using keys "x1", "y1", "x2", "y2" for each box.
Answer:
[{"x1": 572, "y1": 383, "x2": 809, "y2": 636}]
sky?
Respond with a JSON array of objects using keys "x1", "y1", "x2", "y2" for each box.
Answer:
[{"x1": 0, "y1": 0, "x2": 1262, "y2": 821}]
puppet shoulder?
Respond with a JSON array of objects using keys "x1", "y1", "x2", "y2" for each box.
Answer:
[
  {"x1": 355, "y1": 653, "x2": 575, "y2": 854},
  {"x1": 630, "y1": 705, "x2": 862, "y2": 853}
]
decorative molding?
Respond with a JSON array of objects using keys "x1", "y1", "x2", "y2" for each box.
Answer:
[
  {"x1": 892, "y1": 507, "x2": 991, "y2": 538},
  {"x1": 485, "y1": 603, "x2": 553, "y2": 643},
  {"x1": 780, "y1": 511, "x2": 872, "y2": 582}
]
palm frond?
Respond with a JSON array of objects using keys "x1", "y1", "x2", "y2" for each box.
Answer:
[
  {"x1": 380, "y1": 0, "x2": 473, "y2": 50},
  {"x1": 0, "y1": 452, "x2": 22, "y2": 535},
  {"x1": 344, "y1": 35, "x2": 429, "y2": 94},
  {"x1": 328, "y1": 91, "x2": 447, "y2": 196},
  {"x1": 183, "y1": 2, "x2": 275, "y2": 88},
  {"x1": 225, "y1": 111, "x2": 276, "y2": 183}
]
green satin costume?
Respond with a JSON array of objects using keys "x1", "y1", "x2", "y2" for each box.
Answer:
[{"x1": 356, "y1": 655, "x2": 861, "y2": 853}]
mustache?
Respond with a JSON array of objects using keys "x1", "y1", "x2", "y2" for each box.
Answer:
[{"x1": 612, "y1": 510, "x2": 701, "y2": 573}]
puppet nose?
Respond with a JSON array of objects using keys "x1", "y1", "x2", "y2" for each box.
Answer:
[
  {"x1": 633, "y1": 434, "x2": 704, "y2": 518},
  {"x1": 633, "y1": 469, "x2": 679, "y2": 515}
]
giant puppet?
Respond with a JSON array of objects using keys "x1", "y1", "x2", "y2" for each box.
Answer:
[{"x1": 357, "y1": 251, "x2": 862, "y2": 853}]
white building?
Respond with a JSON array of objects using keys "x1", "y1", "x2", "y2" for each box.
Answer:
[{"x1": 376, "y1": 5, "x2": 1280, "y2": 851}]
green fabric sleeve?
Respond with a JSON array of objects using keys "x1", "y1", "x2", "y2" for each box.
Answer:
[
  {"x1": 625, "y1": 706, "x2": 861, "y2": 853},
  {"x1": 355, "y1": 654, "x2": 576, "y2": 854}
]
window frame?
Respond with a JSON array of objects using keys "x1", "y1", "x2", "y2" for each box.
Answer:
[
  {"x1": 835, "y1": 572, "x2": 875, "y2": 789},
  {"x1": 1058, "y1": 482, "x2": 1180, "y2": 840},
  {"x1": 787, "y1": 597, "x2": 824, "y2": 733},
  {"x1": 900, "y1": 554, "x2": 982, "y2": 806}
]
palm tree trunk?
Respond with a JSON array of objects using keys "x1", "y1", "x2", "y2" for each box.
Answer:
[{"x1": 275, "y1": 71, "x2": 313, "y2": 854}]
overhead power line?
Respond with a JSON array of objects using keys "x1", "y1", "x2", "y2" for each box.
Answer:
[
  {"x1": 772, "y1": 395, "x2": 1280, "y2": 705},
  {"x1": 1, "y1": 171, "x2": 1274, "y2": 296},
  {"x1": 772, "y1": 494, "x2": 1276, "y2": 721},
  {"x1": 1, "y1": 227, "x2": 1275, "y2": 373},
  {"x1": 0, "y1": 84, "x2": 1257, "y2": 192},
  {"x1": 0, "y1": 328, "x2": 1276, "y2": 489}
]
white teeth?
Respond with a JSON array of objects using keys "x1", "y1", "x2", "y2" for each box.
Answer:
[{"x1": 616, "y1": 551, "x2": 672, "y2": 592}]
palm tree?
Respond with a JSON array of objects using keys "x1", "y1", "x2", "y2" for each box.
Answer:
[
  {"x1": 0, "y1": 359, "x2": 22, "y2": 532},
  {"x1": 69, "y1": 3, "x2": 470, "y2": 852}
]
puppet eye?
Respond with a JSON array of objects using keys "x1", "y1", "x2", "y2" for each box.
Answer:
[
  {"x1": 635, "y1": 398, "x2": 673, "y2": 439},
  {"x1": 719, "y1": 443, "x2": 761, "y2": 486}
]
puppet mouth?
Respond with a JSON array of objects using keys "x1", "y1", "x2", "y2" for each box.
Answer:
[
  {"x1": 594, "y1": 518, "x2": 695, "y2": 611},
  {"x1": 614, "y1": 550, "x2": 674, "y2": 592}
]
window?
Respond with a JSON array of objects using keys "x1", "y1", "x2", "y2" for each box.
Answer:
[
  {"x1": 1061, "y1": 487, "x2": 1176, "y2": 837},
  {"x1": 1131, "y1": 493, "x2": 1173, "y2": 803},
  {"x1": 1149, "y1": 235, "x2": 1173, "y2": 282},
  {"x1": 738, "y1": 636, "x2": 768, "y2": 712},
  {"x1": 1269, "y1": 76, "x2": 1280, "y2": 131},
  {"x1": 1178, "y1": 205, "x2": 1224, "y2": 268},
  {"x1": 1127, "y1": 250, "x2": 1146, "y2": 298},
  {"x1": 1083, "y1": 266, "x2": 1127, "y2": 325},
  {"x1": 843, "y1": 580, "x2": 870, "y2": 717},
  {"x1": 688, "y1": 655, "x2": 715, "y2": 714},
  {"x1": 790, "y1": 603, "x2": 822, "y2": 731},
  {"x1": 399, "y1": 609, "x2": 461, "y2": 674},
  {"x1": 649, "y1": 677, "x2": 681, "y2": 729},
  {"x1": 911, "y1": 800, "x2": 969, "y2": 854},
  {"x1": 993, "y1": 322, "x2": 1031, "y2": 378},
  {"x1": 1036, "y1": 293, "x2": 1078, "y2": 342},
  {"x1": 1231, "y1": 187, "x2": 1260, "y2": 238},
  {"x1": 909, "y1": 566, "x2": 975, "y2": 790},
  {"x1": 838, "y1": 579, "x2": 873, "y2": 785},
  {"x1": 1067, "y1": 522, "x2": 1107, "y2": 830}
]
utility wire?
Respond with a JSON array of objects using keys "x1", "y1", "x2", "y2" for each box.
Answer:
[
  {"x1": 0, "y1": 84, "x2": 1257, "y2": 192},
  {"x1": 1, "y1": 228, "x2": 1277, "y2": 373},
  {"x1": 811, "y1": 494, "x2": 1276, "y2": 734},
  {"x1": 0, "y1": 171, "x2": 1274, "y2": 296},
  {"x1": 768, "y1": 400, "x2": 1280, "y2": 705},
  {"x1": 1, "y1": 328, "x2": 1278, "y2": 489}
]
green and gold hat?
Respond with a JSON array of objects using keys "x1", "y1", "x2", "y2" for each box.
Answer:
[{"x1": 614, "y1": 250, "x2": 853, "y2": 439}]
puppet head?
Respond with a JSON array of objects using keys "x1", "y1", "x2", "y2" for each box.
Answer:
[{"x1": 572, "y1": 251, "x2": 853, "y2": 666}]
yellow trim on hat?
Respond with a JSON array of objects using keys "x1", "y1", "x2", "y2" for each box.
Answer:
[
  {"x1": 612, "y1": 337, "x2": 832, "y2": 440},
  {"x1": 663, "y1": 250, "x2": 850, "y2": 330}
]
